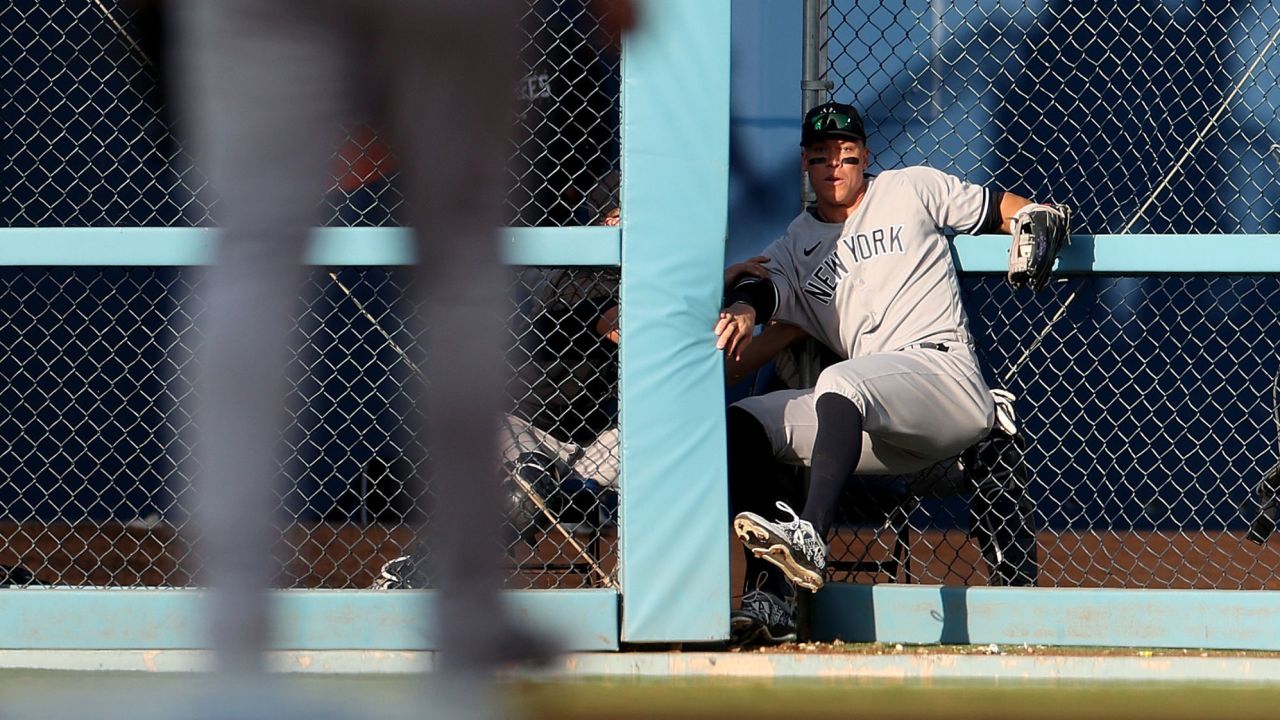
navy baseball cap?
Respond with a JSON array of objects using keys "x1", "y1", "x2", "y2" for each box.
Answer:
[{"x1": 801, "y1": 102, "x2": 866, "y2": 146}]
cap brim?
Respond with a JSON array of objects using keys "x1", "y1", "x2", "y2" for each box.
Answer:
[{"x1": 801, "y1": 129, "x2": 865, "y2": 145}]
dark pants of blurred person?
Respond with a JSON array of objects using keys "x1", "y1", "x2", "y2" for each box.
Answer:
[{"x1": 170, "y1": 0, "x2": 544, "y2": 698}]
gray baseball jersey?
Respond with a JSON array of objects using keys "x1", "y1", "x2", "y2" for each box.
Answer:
[
  {"x1": 734, "y1": 166, "x2": 997, "y2": 473},
  {"x1": 761, "y1": 165, "x2": 992, "y2": 357}
]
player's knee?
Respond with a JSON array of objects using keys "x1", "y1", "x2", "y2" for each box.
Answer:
[
  {"x1": 935, "y1": 396, "x2": 995, "y2": 457},
  {"x1": 812, "y1": 366, "x2": 844, "y2": 394},
  {"x1": 812, "y1": 371, "x2": 869, "y2": 416}
]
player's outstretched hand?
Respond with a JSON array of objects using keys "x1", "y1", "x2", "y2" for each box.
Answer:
[
  {"x1": 1007, "y1": 203, "x2": 1070, "y2": 292},
  {"x1": 724, "y1": 256, "x2": 770, "y2": 289},
  {"x1": 715, "y1": 302, "x2": 756, "y2": 361}
]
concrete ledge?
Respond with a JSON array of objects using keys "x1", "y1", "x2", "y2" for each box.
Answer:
[
  {"x1": 5, "y1": 650, "x2": 1280, "y2": 682},
  {"x1": 549, "y1": 652, "x2": 1280, "y2": 682}
]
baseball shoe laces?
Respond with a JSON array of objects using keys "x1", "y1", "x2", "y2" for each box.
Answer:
[{"x1": 730, "y1": 584, "x2": 798, "y2": 647}]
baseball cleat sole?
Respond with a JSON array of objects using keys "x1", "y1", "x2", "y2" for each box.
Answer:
[{"x1": 733, "y1": 517, "x2": 825, "y2": 592}]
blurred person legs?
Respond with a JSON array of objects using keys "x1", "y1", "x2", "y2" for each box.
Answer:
[
  {"x1": 378, "y1": 5, "x2": 555, "y2": 669},
  {"x1": 173, "y1": 0, "x2": 345, "y2": 677},
  {"x1": 172, "y1": 0, "x2": 549, "y2": 689}
]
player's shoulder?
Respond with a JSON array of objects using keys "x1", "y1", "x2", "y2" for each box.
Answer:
[
  {"x1": 876, "y1": 166, "x2": 970, "y2": 206},
  {"x1": 879, "y1": 165, "x2": 953, "y2": 187}
]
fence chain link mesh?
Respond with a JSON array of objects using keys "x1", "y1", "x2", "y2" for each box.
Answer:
[
  {"x1": 2, "y1": 1, "x2": 207, "y2": 227},
  {"x1": 0, "y1": 267, "x2": 619, "y2": 589},
  {"x1": 1, "y1": 0, "x2": 621, "y2": 589},
  {"x1": 9, "y1": 0, "x2": 1280, "y2": 593},
  {"x1": 820, "y1": 275, "x2": 1280, "y2": 589},
  {"x1": 810, "y1": 1, "x2": 1280, "y2": 588},
  {"x1": 2, "y1": 0, "x2": 619, "y2": 228},
  {"x1": 823, "y1": 0, "x2": 1279, "y2": 235}
]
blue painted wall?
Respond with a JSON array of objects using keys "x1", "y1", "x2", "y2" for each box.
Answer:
[{"x1": 726, "y1": 1, "x2": 805, "y2": 263}]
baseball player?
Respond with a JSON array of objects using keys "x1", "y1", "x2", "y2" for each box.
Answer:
[
  {"x1": 717, "y1": 101, "x2": 1067, "y2": 645},
  {"x1": 165, "y1": 0, "x2": 639, "y2": 712}
]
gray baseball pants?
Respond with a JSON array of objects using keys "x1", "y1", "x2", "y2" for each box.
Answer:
[
  {"x1": 733, "y1": 344, "x2": 995, "y2": 473},
  {"x1": 171, "y1": 0, "x2": 525, "y2": 687}
]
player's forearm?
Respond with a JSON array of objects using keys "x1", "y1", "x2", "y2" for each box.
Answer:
[
  {"x1": 724, "y1": 322, "x2": 807, "y2": 386},
  {"x1": 722, "y1": 276, "x2": 778, "y2": 325},
  {"x1": 997, "y1": 191, "x2": 1034, "y2": 234}
]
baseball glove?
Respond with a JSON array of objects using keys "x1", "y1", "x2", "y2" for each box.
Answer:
[{"x1": 1007, "y1": 203, "x2": 1071, "y2": 292}]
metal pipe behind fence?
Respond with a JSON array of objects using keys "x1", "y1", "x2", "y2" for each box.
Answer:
[
  {"x1": 801, "y1": 0, "x2": 830, "y2": 112},
  {"x1": 800, "y1": 0, "x2": 832, "y2": 209}
]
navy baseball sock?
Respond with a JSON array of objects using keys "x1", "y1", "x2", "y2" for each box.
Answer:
[
  {"x1": 727, "y1": 407, "x2": 796, "y2": 598},
  {"x1": 800, "y1": 393, "x2": 864, "y2": 536}
]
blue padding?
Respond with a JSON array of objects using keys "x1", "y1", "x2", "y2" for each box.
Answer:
[
  {"x1": 6, "y1": 230, "x2": 1276, "y2": 273},
  {"x1": 494, "y1": 226, "x2": 621, "y2": 267},
  {"x1": 0, "y1": 589, "x2": 618, "y2": 651},
  {"x1": 951, "y1": 234, "x2": 1280, "y2": 273},
  {"x1": 0, "y1": 227, "x2": 620, "y2": 267},
  {"x1": 812, "y1": 585, "x2": 1280, "y2": 650},
  {"x1": 617, "y1": 0, "x2": 732, "y2": 642}
]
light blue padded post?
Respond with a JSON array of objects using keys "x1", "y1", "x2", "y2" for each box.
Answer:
[{"x1": 617, "y1": 0, "x2": 733, "y2": 642}]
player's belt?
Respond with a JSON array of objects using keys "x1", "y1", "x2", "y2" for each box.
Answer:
[{"x1": 899, "y1": 341, "x2": 951, "y2": 353}]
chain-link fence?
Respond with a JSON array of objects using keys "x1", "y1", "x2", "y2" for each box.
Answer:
[
  {"x1": 1, "y1": 0, "x2": 620, "y2": 228},
  {"x1": 8, "y1": 0, "x2": 1280, "y2": 596},
  {"x1": 820, "y1": 275, "x2": 1280, "y2": 590},
  {"x1": 807, "y1": 0, "x2": 1280, "y2": 588},
  {"x1": 820, "y1": 0, "x2": 1279, "y2": 235},
  {"x1": 0, "y1": 266, "x2": 619, "y2": 589},
  {"x1": 1, "y1": 0, "x2": 622, "y2": 589}
]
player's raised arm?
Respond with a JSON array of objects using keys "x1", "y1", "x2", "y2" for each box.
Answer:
[
  {"x1": 995, "y1": 191, "x2": 1034, "y2": 232},
  {"x1": 1000, "y1": 192, "x2": 1072, "y2": 292},
  {"x1": 933, "y1": 171, "x2": 1070, "y2": 291}
]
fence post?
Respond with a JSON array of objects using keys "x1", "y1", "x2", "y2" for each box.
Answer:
[{"x1": 617, "y1": 0, "x2": 732, "y2": 643}]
